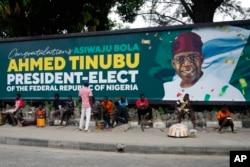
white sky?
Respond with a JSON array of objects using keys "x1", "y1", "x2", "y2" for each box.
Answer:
[{"x1": 109, "y1": 0, "x2": 250, "y2": 29}]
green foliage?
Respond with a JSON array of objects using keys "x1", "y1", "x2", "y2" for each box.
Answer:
[
  {"x1": 76, "y1": 99, "x2": 82, "y2": 110},
  {"x1": 212, "y1": 106, "x2": 218, "y2": 112},
  {"x1": 117, "y1": 0, "x2": 145, "y2": 22},
  {"x1": 140, "y1": 0, "x2": 249, "y2": 26},
  {"x1": 44, "y1": 101, "x2": 53, "y2": 110},
  {"x1": 24, "y1": 100, "x2": 33, "y2": 106},
  {"x1": 112, "y1": 97, "x2": 120, "y2": 102},
  {"x1": 0, "y1": 0, "x2": 144, "y2": 37},
  {"x1": 158, "y1": 106, "x2": 165, "y2": 115}
]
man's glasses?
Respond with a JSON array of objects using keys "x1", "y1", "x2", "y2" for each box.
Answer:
[{"x1": 173, "y1": 54, "x2": 202, "y2": 64}]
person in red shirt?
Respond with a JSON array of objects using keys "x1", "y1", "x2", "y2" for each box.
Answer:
[
  {"x1": 217, "y1": 105, "x2": 235, "y2": 133},
  {"x1": 136, "y1": 94, "x2": 152, "y2": 125},
  {"x1": 3, "y1": 93, "x2": 24, "y2": 126},
  {"x1": 101, "y1": 96, "x2": 113, "y2": 128}
]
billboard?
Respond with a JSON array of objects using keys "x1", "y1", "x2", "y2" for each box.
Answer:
[{"x1": 0, "y1": 20, "x2": 250, "y2": 103}]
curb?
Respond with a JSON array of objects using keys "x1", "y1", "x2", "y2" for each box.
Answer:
[
  {"x1": 1, "y1": 136, "x2": 249, "y2": 155},
  {"x1": 44, "y1": 120, "x2": 250, "y2": 129}
]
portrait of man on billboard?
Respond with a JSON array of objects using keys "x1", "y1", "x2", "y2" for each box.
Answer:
[{"x1": 162, "y1": 28, "x2": 248, "y2": 102}]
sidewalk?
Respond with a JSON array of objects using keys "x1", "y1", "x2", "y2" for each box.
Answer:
[{"x1": 0, "y1": 121, "x2": 250, "y2": 155}]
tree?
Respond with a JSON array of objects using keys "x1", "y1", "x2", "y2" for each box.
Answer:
[
  {"x1": 0, "y1": 0, "x2": 145, "y2": 37},
  {"x1": 138, "y1": 0, "x2": 250, "y2": 26}
]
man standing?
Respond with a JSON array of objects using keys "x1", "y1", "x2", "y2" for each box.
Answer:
[
  {"x1": 136, "y1": 94, "x2": 152, "y2": 125},
  {"x1": 162, "y1": 31, "x2": 245, "y2": 101},
  {"x1": 78, "y1": 80, "x2": 93, "y2": 132}
]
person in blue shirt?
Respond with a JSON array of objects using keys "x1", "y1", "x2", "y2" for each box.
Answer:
[
  {"x1": 111, "y1": 101, "x2": 129, "y2": 127},
  {"x1": 112, "y1": 96, "x2": 129, "y2": 126},
  {"x1": 118, "y1": 96, "x2": 128, "y2": 108}
]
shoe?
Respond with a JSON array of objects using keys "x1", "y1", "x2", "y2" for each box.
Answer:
[
  {"x1": 84, "y1": 129, "x2": 91, "y2": 133},
  {"x1": 232, "y1": 131, "x2": 237, "y2": 134},
  {"x1": 218, "y1": 131, "x2": 223, "y2": 134},
  {"x1": 79, "y1": 129, "x2": 82, "y2": 131}
]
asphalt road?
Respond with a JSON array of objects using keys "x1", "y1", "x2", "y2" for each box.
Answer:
[{"x1": 0, "y1": 144, "x2": 229, "y2": 167}]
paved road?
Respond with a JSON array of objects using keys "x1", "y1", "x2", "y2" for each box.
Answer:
[
  {"x1": 0, "y1": 144, "x2": 229, "y2": 167},
  {"x1": 0, "y1": 122, "x2": 250, "y2": 155}
]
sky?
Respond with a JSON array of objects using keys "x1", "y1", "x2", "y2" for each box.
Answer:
[{"x1": 109, "y1": 0, "x2": 250, "y2": 29}]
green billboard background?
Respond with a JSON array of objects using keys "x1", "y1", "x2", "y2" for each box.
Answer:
[{"x1": 0, "y1": 21, "x2": 250, "y2": 102}]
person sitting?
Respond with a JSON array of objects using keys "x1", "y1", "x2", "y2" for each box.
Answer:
[
  {"x1": 60, "y1": 95, "x2": 74, "y2": 126},
  {"x1": 100, "y1": 96, "x2": 113, "y2": 128},
  {"x1": 2, "y1": 93, "x2": 24, "y2": 126},
  {"x1": 118, "y1": 96, "x2": 129, "y2": 121},
  {"x1": 175, "y1": 93, "x2": 196, "y2": 128},
  {"x1": 18, "y1": 104, "x2": 46, "y2": 127},
  {"x1": 217, "y1": 105, "x2": 236, "y2": 133},
  {"x1": 118, "y1": 96, "x2": 128, "y2": 108},
  {"x1": 34, "y1": 104, "x2": 46, "y2": 125},
  {"x1": 136, "y1": 94, "x2": 152, "y2": 125},
  {"x1": 111, "y1": 101, "x2": 129, "y2": 128},
  {"x1": 49, "y1": 93, "x2": 64, "y2": 125},
  {"x1": 91, "y1": 96, "x2": 101, "y2": 121}
]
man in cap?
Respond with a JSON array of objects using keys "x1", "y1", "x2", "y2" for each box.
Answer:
[{"x1": 162, "y1": 32, "x2": 245, "y2": 101}]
